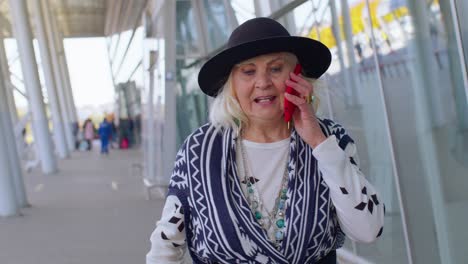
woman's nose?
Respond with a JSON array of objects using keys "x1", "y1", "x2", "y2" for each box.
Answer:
[{"x1": 254, "y1": 72, "x2": 273, "y2": 89}]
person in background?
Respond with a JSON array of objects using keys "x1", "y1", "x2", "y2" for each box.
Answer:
[
  {"x1": 110, "y1": 118, "x2": 118, "y2": 149},
  {"x1": 83, "y1": 118, "x2": 95, "y2": 151},
  {"x1": 72, "y1": 121, "x2": 80, "y2": 150},
  {"x1": 98, "y1": 117, "x2": 112, "y2": 154},
  {"x1": 146, "y1": 17, "x2": 384, "y2": 264}
]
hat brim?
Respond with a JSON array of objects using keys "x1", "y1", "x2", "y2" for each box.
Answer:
[{"x1": 198, "y1": 36, "x2": 331, "y2": 97}]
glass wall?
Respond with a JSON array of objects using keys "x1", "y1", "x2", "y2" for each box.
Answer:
[
  {"x1": 378, "y1": 0, "x2": 467, "y2": 262},
  {"x1": 305, "y1": 0, "x2": 467, "y2": 262},
  {"x1": 174, "y1": 0, "x2": 235, "y2": 145},
  {"x1": 288, "y1": 0, "x2": 408, "y2": 262}
]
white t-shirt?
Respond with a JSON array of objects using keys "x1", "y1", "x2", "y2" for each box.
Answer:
[{"x1": 236, "y1": 137, "x2": 290, "y2": 240}]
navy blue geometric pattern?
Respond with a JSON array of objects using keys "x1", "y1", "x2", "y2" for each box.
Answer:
[
  {"x1": 166, "y1": 119, "x2": 356, "y2": 263},
  {"x1": 352, "y1": 186, "x2": 379, "y2": 215},
  {"x1": 340, "y1": 187, "x2": 349, "y2": 194}
]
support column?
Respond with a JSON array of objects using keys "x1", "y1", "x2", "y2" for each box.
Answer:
[
  {"x1": 60, "y1": 52, "x2": 78, "y2": 123},
  {"x1": 32, "y1": 0, "x2": 69, "y2": 159},
  {"x1": 50, "y1": 14, "x2": 78, "y2": 124},
  {"x1": 162, "y1": 0, "x2": 177, "y2": 182},
  {"x1": 53, "y1": 15, "x2": 79, "y2": 141},
  {"x1": 0, "y1": 35, "x2": 18, "y2": 123},
  {"x1": 439, "y1": 0, "x2": 468, "y2": 130},
  {"x1": 0, "y1": 78, "x2": 29, "y2": 208},
  {"x1": 0, "y1": 120, "x2": 19, "y2": 217},
  {"x1": 341, "y1": 0, "x2": 360, "y2": 106},
  {"x1": 41, "y1": 0, "x2": 75, "y2": 152},
  {"x1": 0, "y1": 46, "x2": 29, "y2": 211},
  {"x1": 9, "y1": 0, "x2": 57, "y2": 174},
  {"x1": 146, "y1": 51, "x2": 157, "y2": 182}
]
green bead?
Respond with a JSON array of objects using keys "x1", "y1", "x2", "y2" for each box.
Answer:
[
  {"x1": 255, "y1": 211, "x2": 262, "y2": 220},
  {"x1": 281, "y1": 189, "x2": 287, "y2": 194},
  {"x1": 281, "y1": 193, "x2": 287, "y2": 200},
  {"x1": 248, "y1": 188, "x2": 254, "y2": 193},
  {"x1": 276, "y1": 219, "x2": 285, "y2": 228}
]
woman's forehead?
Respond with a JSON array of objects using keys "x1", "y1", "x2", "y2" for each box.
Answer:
[{"x1": 237, "y1": 52, "x2": 295, "y2": 66}]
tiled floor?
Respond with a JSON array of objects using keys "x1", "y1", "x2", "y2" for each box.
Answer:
[{"x1": 0, "y1": 145, "x2": 165, "y2": 264}]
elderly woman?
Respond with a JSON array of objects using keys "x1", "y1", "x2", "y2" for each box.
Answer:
[{"x1": 147, "y1": 17, "x2": 384, "y2": 264}]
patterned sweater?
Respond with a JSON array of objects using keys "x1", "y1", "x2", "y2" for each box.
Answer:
[{"x1": 147, "y1": 119, "x2": 385, "y2": 264}]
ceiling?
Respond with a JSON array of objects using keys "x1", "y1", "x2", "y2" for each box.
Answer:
[{"x1": 0, "y1": 0, "x2": 148, "y2": 38}]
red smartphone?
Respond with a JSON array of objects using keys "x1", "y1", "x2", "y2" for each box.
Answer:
[{"x1": 284, "y1": 64, "x2": 302, "y2": 127}]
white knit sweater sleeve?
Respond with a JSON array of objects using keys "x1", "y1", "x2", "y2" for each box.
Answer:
[
  {"x1": 312, "y1": 135, "x2": 385, "y2": 243},
  {"x1": 146, "y1": 195, "x2": 187, "y2": 264}
]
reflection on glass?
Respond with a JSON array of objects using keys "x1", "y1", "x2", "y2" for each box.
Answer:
[
  {"x1": 176, "y1": 0, "x2": 200, "y2": 56},
  {"x1": 367, "y1": 0, "x2": 467, "y2": 263},
  {"x1": 290, "y1": 0, "x2": 409, "y2": 263},
  {"x1": 175, "y1": 59, "x2": 208, "y2": 146},
  {"x1": 203, "y1": 0, "x2": 230, "y2": 50}
]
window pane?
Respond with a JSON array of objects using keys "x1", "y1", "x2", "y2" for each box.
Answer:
[
  {"x1": 176, "y1": 0, "x2": 202, "y2": 56},
  {"x1": 203, "y1": 0, "x2": 231, "y2": 50},
  {"x1": 285, "y1": 1, "x2": 410, "y2": 262}
]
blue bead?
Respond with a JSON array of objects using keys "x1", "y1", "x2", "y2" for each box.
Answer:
[
  {"x1": 278, "y1": 200, "x2": 285, "y2": 209},
  {"x1": 275, "y1": 231, "x2": 284, "y2": 240}
]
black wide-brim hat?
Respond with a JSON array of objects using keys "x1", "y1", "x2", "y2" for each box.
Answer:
[{"x1": 198, "y1": 17, "x2": 332, "y2": 97}]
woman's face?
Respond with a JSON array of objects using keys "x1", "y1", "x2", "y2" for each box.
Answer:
[{"x1": 231, "y1": 52, "x2": 295, "y2": 124}]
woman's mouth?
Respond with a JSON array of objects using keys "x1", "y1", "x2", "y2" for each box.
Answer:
[{"x1": 254, "y1": 96, "x2": 276, "y2": 103}]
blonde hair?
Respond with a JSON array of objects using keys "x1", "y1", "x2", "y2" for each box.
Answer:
[{"x1": 209, "y1": 53, "x2": 324, "y2": 130}]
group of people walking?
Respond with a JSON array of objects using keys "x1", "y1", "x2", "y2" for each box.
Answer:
[{"x1": 79, "y1": 117, "x2": 114, "y2": 154}]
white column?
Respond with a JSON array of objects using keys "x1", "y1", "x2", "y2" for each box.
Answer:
[
  {"x1": 0, "y1": 35, "x2": 18, "y2": 123},
  {"x1": 341, "y1": 0, "x2": 360, "y2": 106},
  {"x1": 51, "y1": 15, "x2": 78, "y2": 124},
  {"x1": 41, "y1": 0, "x2": 75, "y2": 152},
  {"x1": 0, "y1": 47, "x2": 29, "y2": 211},
  {"x1": 0, "y1": 85, "x2": 29, "y2": 209},
  {"x1": 162, "y1": 0, "x2": 177, "y2": 181},
  {"x1": 0, "y1": 120, "x2": 19, "y2": 217},
  {"x1": 53, "y1": 22, "x2": 79, "y2": 147},
  {"x1": 32, "y1": 0, "x2": 69, "y2": 159},
  {"x1": 60, "y1": 52, "x2": 78, "y2": 123},
  {"x1": 9, "y1": 0, "x2": 57, "y2": 174},
  {"x1": 146, "y1": 51, "x2": 157, "y2": 182}
]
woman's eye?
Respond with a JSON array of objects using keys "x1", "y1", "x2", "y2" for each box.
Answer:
[
  {"x1": 271, "y1": 66, "x2": 282, "y2": 73},
  {"x1": 242, "y1": 70, "x2": 255, "y2": 75}
]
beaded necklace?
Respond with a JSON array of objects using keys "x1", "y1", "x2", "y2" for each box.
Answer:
[{"x1": 238, "y1": 135, "x2": 290, "y2": 250}]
